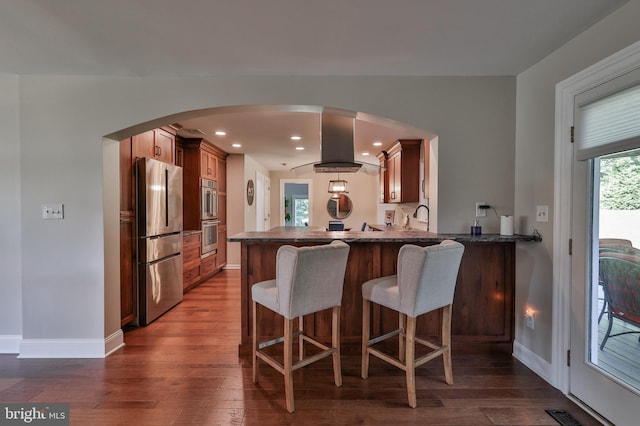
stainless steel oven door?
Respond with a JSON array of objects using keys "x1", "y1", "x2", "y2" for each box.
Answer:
[
  {"x1": 201, "y1": 220, "x2": 218, "y2": 258},
  {"x1": 201, "y1": 179, "x2": 218, "y2": 220}
]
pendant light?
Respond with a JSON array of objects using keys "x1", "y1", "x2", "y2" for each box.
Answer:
[{"x1": 328, "y1": 174, "x2": 349, "y2": 195}]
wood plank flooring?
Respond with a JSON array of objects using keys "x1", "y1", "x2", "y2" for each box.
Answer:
[{"x1": 0, "y1": 270, "x2": 602, "y2": 425}]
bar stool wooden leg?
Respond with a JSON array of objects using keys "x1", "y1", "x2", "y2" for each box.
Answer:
[
  {"x1": 399, "y1": 313, "x2": 407, "y2": 362},
  {"x1": 442, "y1": 304, "x2": 454, "y2": 385},
  {"x1": 299, "y1": 315, "x2": 304, "y2": 361},
  {"x1": 332, "y1": 306, "x2": 342, "y2": 387},
  {"x1": 361, "y1": 298, "x2": 371, "y2": 379},
  {"x1": 284, "y1": 317, "x2": 295, "y2": 413},
  {"x1": 252, "y1": 301, "x2": 259, "y2": 384},
  {"x1": 405, "y1": 316, "x2": 417, "y2": 408}
]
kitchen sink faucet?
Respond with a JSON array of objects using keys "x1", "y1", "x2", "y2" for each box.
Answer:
[{"x1": 412, "y1": 204, "x2": 430, "y2": 231}]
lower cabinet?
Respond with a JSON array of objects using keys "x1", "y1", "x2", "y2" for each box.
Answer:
[
  {"x1": 182, "y1": 231, "x2": 224, "y2": 292},
  {"x1": 183, "y1": 233, "x2": 202, "y2": 291}
]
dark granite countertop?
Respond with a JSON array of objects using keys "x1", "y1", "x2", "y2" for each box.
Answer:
[{"x1": 228, "y1": 226, "x2": 541, "y2": 243}]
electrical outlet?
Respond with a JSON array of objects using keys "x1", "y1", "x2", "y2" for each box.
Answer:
[
  {"x1": 475, "y1": 202, "x2": 486, "y2": 217},
  {"x1": 536, "y1": 205, "x2": 549, "y2": 223},
  {"x1": 525, "y1": 312, "x2": 535, "y2": 330}
]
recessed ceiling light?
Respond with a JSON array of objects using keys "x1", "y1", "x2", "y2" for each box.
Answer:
[
  {"x1": 232, "y1": 143, "x2": 241, "y2": 148},
  {"x1": 362, "y1": 152, "x2": 370, "y2": 156},
  {"x1": 295, "y1": 146, "x2": 304, "y2": 151},
  {"x1": 373, "y1": 141, "x2": 382, "y2": 146},
  {"x1": 215, "y1": 130, "x2": 226, "y2": 136},
  {"x1": 291, "y1": 135, "x2": 302, "y2": 141}
]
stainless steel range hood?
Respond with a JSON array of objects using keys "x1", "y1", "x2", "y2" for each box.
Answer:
[{"x1": 313, "y1": 112, "x2": 363, "y2": 173}]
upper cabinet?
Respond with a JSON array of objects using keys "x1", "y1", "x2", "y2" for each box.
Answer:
[
  {"x1": 377, "y1": 152, "x2": 388, "y2": 203},
  {"x1": 132, "y1": 128, "x2": 175, "y2": 164},
  {"x1": 380, "y1": 139, "x2": 421, "y2": 203},
  {"x1": 200, "y1": 150, "x2": 218, "y2": 180},
  {"x1": 181, "y1": 138, "x2": 228, "y2": 231}
]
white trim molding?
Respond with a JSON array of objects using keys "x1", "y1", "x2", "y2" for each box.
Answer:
[
  {"x1": 513, "y1": 339, "x2": 554, "y2": 385},
  {"x1": 105, "y1": 329, "x2": 125, "y2": 356},
  {"x1": 18, "y1": 330, "x2": 125, "y2": 358},
  {"x1": 0, "y1": 335, "x2": 22, "y2": 354},
  {"x1": 223, "y1": 264, "x2": 240, "y2": 270},
  {"x1": 554, "y1": 40, "x2": 640, "y2": 394}
]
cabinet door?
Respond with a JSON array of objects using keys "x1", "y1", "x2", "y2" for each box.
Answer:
[
  {"x1": 217, "y1": 226, "x2": 227, "y2": 269},
  {"x1": 218, "y1": 193, "x2": 226, "y2": 225},
  {"x1": 154, "y1": 129, "x2": 174, "y2": 164},
  {"x1": 132, "y1": 130, "x2": 155, "y2": 159},
  {"x1": 377, "y1": 153, "x2": 387, "y2": 203},
  {"x1": 132, "y1": 129, "x2": 174, "y2": 164},
  {"x1": 387, "y1": 153, "x2": 401, "y2": 202},
  {"x1": 200, "y1": 151, "x2": 217, "y2": 179}
]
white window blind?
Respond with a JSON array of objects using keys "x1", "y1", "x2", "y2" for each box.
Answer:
[{"x1": 575, "y1": 67, "x2": 640, "y2": 160}]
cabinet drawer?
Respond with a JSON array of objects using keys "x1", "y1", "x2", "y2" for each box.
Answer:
[
  {"x1": 184, "y1": 233, "x2": 201, "y2": 247},
  {"x1": 183, "y1": 245, "x2": 201, "y2": 264},
  {"x1": 201, "y1": 254, "x2": 216, "y2": 276},
  {"x1": 184, "y1": 264, "x2": 201, "y2": 285}
]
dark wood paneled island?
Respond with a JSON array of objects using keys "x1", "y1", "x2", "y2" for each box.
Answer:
[{"x1": 229, "y1": 226, "x2": 540, "y2": 355}]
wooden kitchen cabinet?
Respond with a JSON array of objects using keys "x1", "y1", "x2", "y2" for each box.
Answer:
[
  {"x1": 119, "y1": 137, "x2": 137, "y2": 326},
  {"x1": 383, "y1": 139, "x2": 421, "y2": 203},
  {"x1": 180, "y1": 137, "x2": 228, "y2": 289},
  {"x1": 217, "y1": 225, "x2": 227, "y2": 269},
  {"x1": 200, "y1": 150, "x2": 217, "y2": 180},
  {"x1": 181, "y1": 138, "x2": 228, "y2": 231},
  {"x1": 183, "y1": 232, "x2": 202, "y2": 291},
  {"x1": 132, "y1": 128, "x2": 175, "y2": 164},
  {"x1": 377, "y1": 152, "x2": 388, "y2": 203}
]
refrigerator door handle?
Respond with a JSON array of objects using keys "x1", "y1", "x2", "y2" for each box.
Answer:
[{"x1": 165, "y1": 168, "x2": 169, "y2": 227}]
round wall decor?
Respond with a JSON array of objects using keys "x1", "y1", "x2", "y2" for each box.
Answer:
[{"x1": 246, "y1": 179, "x2": 255, "y2": 205}]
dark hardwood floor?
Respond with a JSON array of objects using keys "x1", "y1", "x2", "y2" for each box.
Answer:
[{"x1": 0, "y1": 270, "x2": 601, "y2": 425}]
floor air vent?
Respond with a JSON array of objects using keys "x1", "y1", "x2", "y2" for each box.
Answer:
[{"x1": 545, "y1": 409, "x2": 582, "y2": 426}]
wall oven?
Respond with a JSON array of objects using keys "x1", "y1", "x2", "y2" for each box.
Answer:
[
  {"x1": 201, "y1": 220, "x2": 219, "y2": 258},
  {"x1": 201, "y1": 178, "x2": 218, "y2": 220}
]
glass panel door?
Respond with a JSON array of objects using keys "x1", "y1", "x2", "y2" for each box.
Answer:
[{"x1": 570, "y1": 148, "x2": 640, "y2": 425}]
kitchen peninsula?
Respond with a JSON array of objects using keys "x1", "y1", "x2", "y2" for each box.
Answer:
[{"x1": 229, "y1": 226, "x2": 540, "y2": 355}]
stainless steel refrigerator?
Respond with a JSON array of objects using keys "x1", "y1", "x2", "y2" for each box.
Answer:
[{"x1": 136, "y1": 157, "x2": 183, "y2": 325}]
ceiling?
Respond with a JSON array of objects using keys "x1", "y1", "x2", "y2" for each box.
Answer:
[{"x1": 0, "y1": 0, "x2": 628, "y2": 171}]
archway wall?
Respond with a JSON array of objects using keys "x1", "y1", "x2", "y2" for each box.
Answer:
[{"x1": 15, "y1": 75, "x2": 515, "y2": 355}]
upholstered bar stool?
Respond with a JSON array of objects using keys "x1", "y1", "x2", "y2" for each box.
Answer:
[
  {"x1": 252, "y1": 240, "x2": 350, "y2": 413},
  {"x1": 361, "y1": 240, "x2": 464, "y2": 408}
]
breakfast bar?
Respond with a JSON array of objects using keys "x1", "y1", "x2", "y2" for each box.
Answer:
[{"x1": 229, "y1": 226, "x2": 540, "y2": 355}]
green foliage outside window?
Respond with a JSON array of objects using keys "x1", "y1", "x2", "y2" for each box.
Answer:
[{"x1": 600, "y1": 154, "x2": 640, "y2": 210}]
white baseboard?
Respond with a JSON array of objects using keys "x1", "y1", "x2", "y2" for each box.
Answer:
[
  {"x1": 0, "y1": 335, "x2": 22, "y2": 354},
  {"x1": 513, "y1": 339, "x2": 555, "y2": 387},
  {"x1": 18, "y1": 330, "x2": 125, "y2": 358},
  {"x1": 223, "y1": 264, "x2": 240, "y2": 270},
  {"x1": 105, "y1": 329, "x2": 125, "y2": 356}
]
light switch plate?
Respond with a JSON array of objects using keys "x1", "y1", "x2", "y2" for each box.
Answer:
[
  {"x1": 536, "y1": 205, "x2": 548, "y2": 223},
  {"x1": 42, "y1": 203, "x2": 64, "y2": 219}
]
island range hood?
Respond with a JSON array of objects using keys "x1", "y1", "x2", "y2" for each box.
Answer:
[{"x1": 313, "y1": 112, "x2": 363, "y2": 173}]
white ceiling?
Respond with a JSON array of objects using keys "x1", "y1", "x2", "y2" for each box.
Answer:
[{"x1": 1, "y1": 0, "x2": 628, "y2": 170}]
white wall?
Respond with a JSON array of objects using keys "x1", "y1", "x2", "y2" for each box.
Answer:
[
  {"x1": 270, "y1": 170, "x2": 379, "y2": 230},
  {"x1": 0, "y1": 76, "x2": 22, "y2": 352},
  {"x1": 514, "y1": 0, "x2": 640, "y2": 366},
  {"x1": 4, "y1": 74, "x2": 515, "y2": 357}
]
